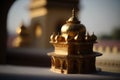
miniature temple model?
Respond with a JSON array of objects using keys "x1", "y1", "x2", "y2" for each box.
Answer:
[{"x1": 48, "y1": 9, "x2": 102, "y2": 74}]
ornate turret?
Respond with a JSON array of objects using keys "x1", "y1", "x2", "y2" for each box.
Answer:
[
  {"x1": 50, "y1": 32, "x2": 56, "y2": 42},
  {"x1": 91, "y1": 32, "x2": 97, "y2": 42},
  {"x1": 12, "y1": 22, "x2": 31, "y2": 47},
  {"x1": 85, "y1": 32, "x2": 91, "y2": 41},
  {"x1": 16, "y1": 24, "x2": 29, "y2": 37},
  {"x1": 61, "y1": 9, "x2": 86, "y2": 40},
  {"x1": 48, "y1": 9, "x2": 102, "y2": 74}
]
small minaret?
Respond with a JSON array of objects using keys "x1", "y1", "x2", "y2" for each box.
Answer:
[
  {"x1": 48, "y1": 9, "x2": 102, "y2": 74},
  {"x1": 12, "y1": 23, "x2": 31, "y2": 47}
]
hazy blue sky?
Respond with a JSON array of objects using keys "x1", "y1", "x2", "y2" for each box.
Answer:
[
  {"x1": 7, "y1": 0, "x2": 120, "y2": 36},
  {"x1": 7, "y1": 0, "x2": 30, "y2": 35},
  {"x1": 80, "y1": 0, "x2": 120, "y2": 36}
]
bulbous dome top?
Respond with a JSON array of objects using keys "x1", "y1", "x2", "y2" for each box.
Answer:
[
  {"x1": 50, "y1": 32, "x2": 56, "y2": 42},
  {"x1": 61, "y1": 9, "x2": 86, "y2": 37}
]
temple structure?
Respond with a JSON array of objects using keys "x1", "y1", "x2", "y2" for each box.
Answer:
[
  {"x1": 29, "y1": 0, "x2": 79, "y2": 49},
  {"x1": 48, "y1": 9, "x2": 102, "y2": 74}
]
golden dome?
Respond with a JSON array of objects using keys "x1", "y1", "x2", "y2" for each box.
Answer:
[
  {"x1": 61, "y1": 9, "x2": 86, "y2": 38},
  {"x1": 50, "y1": 32, "x2": 56, "y2": 42}
]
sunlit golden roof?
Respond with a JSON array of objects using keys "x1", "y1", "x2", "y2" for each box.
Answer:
[
  {"x1": 61, "y1": 9, "x2": 86, "y2": 37},
  {"x1": 66, "y1": 9, "x2": 80, "y2": 24},
  {"x1": 50, "y1": 9, "x2": 97, "y2": 43}
]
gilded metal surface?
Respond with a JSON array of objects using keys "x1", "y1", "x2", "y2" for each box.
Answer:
[{"x1": 48, "y1": 9, "x2": 102, "y2": 74}]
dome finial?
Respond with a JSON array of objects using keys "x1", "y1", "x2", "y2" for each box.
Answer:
[
  {"x1": 72, "y1": 8, "x2": 76, "y2": 17},
  {"x1": 66, "y1": 8, "x2": 80, "y2": 24}
]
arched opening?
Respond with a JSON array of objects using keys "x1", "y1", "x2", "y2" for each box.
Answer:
[
  {"x1": 31, "y1": 23, "x2": 42, "y2": 38},
  {"x1": 0, "y1": 0, "x2": 15, "y2": 64},
  {"x1": 5, "y1": 0, "x2": 50, "y2": 67},
  {"x1": 55, "y1": 59, "x2": 61, "y2": 69},
  {"x1": 51, "y1": 57, "x2": 55, "y2": 67},
  {"x1": 73, "y1": 60, "x2": 78, "y2": 73},
  {"x1": 34, "y1": 24, "x2": 42, "y2": 38},
  {"x1": 63, "y1": 60, "x2": 67, "y2": 69}
]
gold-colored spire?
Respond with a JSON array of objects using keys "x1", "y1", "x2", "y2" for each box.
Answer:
[
  {"x1": 91, "y1": 32, "x2": 97, "y2": 42},
  {"x1": 85, "y1": 32, "x2": 91, "y2": 41},
  {"x1": 67, "y1": 8, "x2": 80, "y2": 24},
  {"x1": 72, "y1": 8, "x2": 76, "y2": 17}
]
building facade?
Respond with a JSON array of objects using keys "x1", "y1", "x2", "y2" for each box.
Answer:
[{"x1": 29, "y1": 0, "x2": 79, "y2": 49}]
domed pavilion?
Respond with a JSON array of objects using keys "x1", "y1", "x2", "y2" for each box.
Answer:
[{"x1": 48, "y1": 9, "x2": 102, "y2": 74}]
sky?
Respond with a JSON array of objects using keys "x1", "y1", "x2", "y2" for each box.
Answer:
[
  {"x1": 7, "y1": 0, "x2": 30, "y2": 35},
  {"x1": 7, "y1": 0, "x2": 120, "y2": 36},
  {"x1": 80, "y1": 0, "x2": 120, "y2": 36}
]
